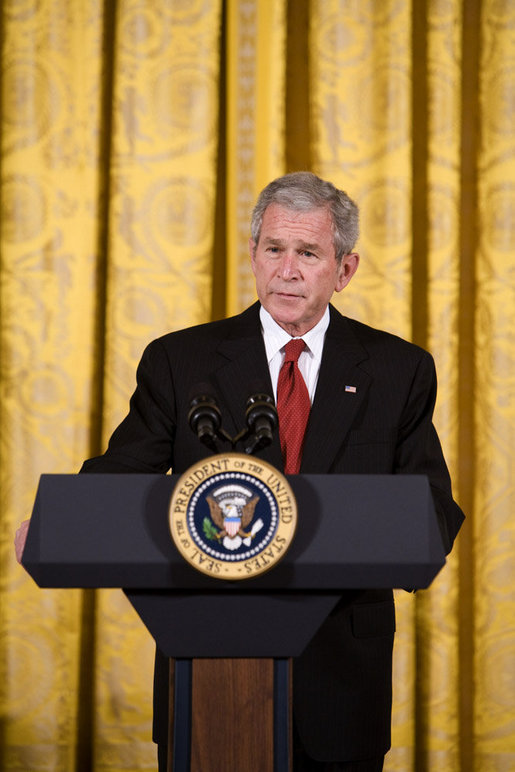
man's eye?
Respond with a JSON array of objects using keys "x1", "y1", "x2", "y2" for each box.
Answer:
[{"x1": 302, "y1": 250, "x2": 315, "y2": 258}]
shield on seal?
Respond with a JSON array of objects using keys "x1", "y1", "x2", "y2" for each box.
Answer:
[{"x1": 208, "y1": 484, "x2": 258, "y2": 543}]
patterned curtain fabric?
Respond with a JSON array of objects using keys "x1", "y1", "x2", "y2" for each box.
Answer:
[{"x1": 0, "y1": 1, "x2": 513, "y2": 770}]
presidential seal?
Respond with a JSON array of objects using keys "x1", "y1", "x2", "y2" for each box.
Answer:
[{"x1": 169, "y1": 453, "x2": 297, "y2": 580}]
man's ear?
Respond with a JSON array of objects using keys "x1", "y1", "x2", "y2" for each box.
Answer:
[{"x1": 335, "y1": 252, "x2": 359, "y2": 292}]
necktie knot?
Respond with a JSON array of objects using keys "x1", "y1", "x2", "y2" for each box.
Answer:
[{"x1": 283, "y1": 338, "x2": 306, "y2": 363}]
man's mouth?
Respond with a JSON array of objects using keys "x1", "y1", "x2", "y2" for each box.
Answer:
[{"x1": 274, "y1": 290, "x2": 303, "y2": 299}]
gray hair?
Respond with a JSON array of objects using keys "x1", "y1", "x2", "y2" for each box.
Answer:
[{"x1": 250, "y1": 171, "x2": 359, "y2": 261}]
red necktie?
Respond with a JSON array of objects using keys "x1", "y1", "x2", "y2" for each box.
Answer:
[{"x1": 277, "y1": 339, "x2": 311, "y2": 474}]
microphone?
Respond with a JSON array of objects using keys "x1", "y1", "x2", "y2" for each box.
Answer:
[
  {"x1": 188, "y1": 386, "x2": 222, "y2": 451},
  {"x1": 244, "y1": 393, "x2": 278, "y2": 454}
]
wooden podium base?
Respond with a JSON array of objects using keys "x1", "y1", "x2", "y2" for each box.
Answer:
[{"x1": 168, "y1": 658, "x2": 291, "y2": 771}]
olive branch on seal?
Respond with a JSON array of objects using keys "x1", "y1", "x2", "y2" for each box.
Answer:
[{"x1": 202, "y1": 517, "x2": 219, "y2": 541}]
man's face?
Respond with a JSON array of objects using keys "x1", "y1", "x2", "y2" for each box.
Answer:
[{"x1": 250, "y1": 203, "x2": 359, "y2": 336}]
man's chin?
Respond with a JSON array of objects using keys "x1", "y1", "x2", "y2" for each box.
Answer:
[{"x1": 269, "y1": 294, "x2": 303, "y2": 313}]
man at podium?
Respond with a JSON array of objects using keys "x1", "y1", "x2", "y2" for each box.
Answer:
[{"x1": 16, "y1": 172, "x2": 464, "y2": 771}]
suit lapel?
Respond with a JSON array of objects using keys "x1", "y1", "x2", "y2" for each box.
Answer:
[{"x1": 300, "y1": 307, "x2": 371, "y2": 473}]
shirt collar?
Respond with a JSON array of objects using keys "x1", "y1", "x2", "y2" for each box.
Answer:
[{"x1": 259, "y1": 305, "x2": 330, "y2": 363}]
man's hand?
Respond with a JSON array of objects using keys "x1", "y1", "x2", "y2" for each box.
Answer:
[{"x1": 14, "y1": 519, "x2": 30, "y2": 563}]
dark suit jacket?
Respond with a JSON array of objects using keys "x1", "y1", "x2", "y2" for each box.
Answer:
[{"x1": 81, "y1": 302, "x2": 464, "y2": 762}]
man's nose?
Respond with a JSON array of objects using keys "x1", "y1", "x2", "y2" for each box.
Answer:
[{"x1": 277, "y1": 252, "x2": 300, "y2": 279}]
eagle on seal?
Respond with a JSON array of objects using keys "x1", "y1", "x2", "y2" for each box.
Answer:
[{"x1": 206, "y1": 494, "x2": 259, "y2": 540}]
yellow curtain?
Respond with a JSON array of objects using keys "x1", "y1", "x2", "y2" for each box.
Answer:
[
  {"x1": 1, "y1": 1, "x2": 513, "y2": 770},
  {"x1": 225, "y1": 0, "x2": 287, "y2": 313}
]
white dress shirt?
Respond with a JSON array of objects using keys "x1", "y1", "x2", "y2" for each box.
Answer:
[{"x1": 259, "y1": 305, "x2": 330, "y2": 404}]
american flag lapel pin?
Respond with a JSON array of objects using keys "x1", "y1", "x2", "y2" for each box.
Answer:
[{"x1": 345, "y1": 385, "x2": 357, "y2": 393}]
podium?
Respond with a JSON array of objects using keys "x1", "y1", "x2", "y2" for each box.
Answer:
[{"x1": 23, "y1": 473, "x2": 446, "y2": 771}]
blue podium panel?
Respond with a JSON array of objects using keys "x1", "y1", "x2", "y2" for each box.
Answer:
[{"x1": 23, "y1": 473, "x2": 445, "y2": 591}]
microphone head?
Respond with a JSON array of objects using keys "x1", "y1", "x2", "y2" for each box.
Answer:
[
  {"x1": 245, "y1": 393, "x2": 278, "y2": 430},
  {"x1": 188, "y1": 385, "x2": 222, "y2": 435},
  {"x1": 244, "y1": 393, "x2": 278, "y2": 453}
]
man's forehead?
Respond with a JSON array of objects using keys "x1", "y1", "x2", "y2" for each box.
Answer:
[
  {"x1": 262, "y1": 202, "x2": 331, "y2": 221},
  {"x1": 259, "y1": 203, "x2": 333, "y2": 235},
  {"x1": 255, "y1": 204, "x2": 335, "y2": 254}
]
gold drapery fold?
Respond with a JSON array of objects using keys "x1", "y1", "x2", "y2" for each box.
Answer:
[
  {"x1": 1, "y1": 2, "x2": 106, "y2": 768},
  {"x1": 474, "y1": 3, "x2": 515, "y2": 769},
  {"x1": 225, "y1": 0, "x2": 287, "y2": 314},
  {"x1": 1, "y1": 1, "x2": 513, "y2": 770}
]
